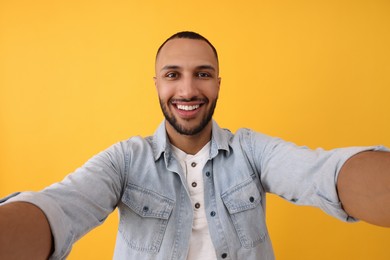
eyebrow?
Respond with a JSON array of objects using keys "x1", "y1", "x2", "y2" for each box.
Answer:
[
  {"x1": 160, "y1": 64, "x2": 216, "y2": 72},
  {"x1": 197, "y1": 65, "x2": 216, "y2": 71},
  {"x1": 160, "y1": 65, "x2": 180, "y2": 72}
]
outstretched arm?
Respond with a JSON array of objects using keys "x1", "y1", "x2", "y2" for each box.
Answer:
[
  {"x1": 0, "y1": 202, "x2": 53, "y2": 259},
  {"x1": 337, "y1": 151, "x2": 390, "y2": 227}
]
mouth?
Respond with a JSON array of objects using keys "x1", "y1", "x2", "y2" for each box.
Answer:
[{"x1": 170, "y1": 99, "x2": 206, "y2": 117}]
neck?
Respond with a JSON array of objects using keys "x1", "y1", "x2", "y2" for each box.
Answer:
[{"x1": 165, "y1": 122, "x2": 212, "y2": 155}]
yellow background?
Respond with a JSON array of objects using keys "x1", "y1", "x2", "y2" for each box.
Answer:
[{"x1": 1, "y1": 0, "x2": 389, "y2": 259}]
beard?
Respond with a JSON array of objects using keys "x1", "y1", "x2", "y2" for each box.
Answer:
[{"x1": 159, "y1": 97, "x2": 217, "y2": 136}]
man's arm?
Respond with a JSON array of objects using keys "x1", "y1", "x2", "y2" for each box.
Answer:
[
  {"x1": 0, "y1": 202, "x2": 53, "y2": 259},
  {"x1": 337, "y1": 151, "x2": 390, "y2": 227}
]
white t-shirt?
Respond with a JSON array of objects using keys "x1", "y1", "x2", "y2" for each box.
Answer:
[{"x1": 171, "y1": 142, "x2": 217, "y2": 260}]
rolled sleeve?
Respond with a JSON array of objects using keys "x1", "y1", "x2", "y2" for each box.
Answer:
[
  {"x1": 250, "y1": 129, "x2": 389, "y2": 222},
  {"x1": 3, "y1": 192, "x2": 74, "y2": 259},
  {"x1": 1, "y1": 140, "x2": 129, "y2": 259},
  {"x1": 314, "y1": 145, "x2": 389, "y2": 222}
]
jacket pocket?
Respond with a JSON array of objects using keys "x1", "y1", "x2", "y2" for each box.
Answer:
[
  {"x1": 221, "y1": 177, "x2": 267, "y2": 248},
  {"x1": 119, "y1": 183, "x2": 175, "y2": 253}
]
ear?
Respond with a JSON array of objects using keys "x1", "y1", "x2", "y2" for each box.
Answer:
[
  {"x1": 217, "y1": 77, "x2": 221, "y2": 90},
  {"x1": 153, "y1": 76, "x2": 157, "y2": 88}
]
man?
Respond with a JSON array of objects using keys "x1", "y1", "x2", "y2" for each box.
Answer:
[{"x1": 0, "y1": 31, "x2": 389, "y2": 260}]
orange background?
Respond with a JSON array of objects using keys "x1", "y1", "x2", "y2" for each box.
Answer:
[{"x1": 1, "y1": 0, "x2": 389, "y2": 259}]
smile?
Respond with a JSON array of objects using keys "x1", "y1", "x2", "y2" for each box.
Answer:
[{"x1": 177, "y1": 104, "x2": 200, "y2": 111}]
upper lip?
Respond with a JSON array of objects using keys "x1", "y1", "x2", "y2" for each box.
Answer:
[{"x1": 170, "y1": 98, "x2": 207, "y2": 106}]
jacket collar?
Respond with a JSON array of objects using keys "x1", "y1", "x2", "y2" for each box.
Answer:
[{"x1": 152, "y1": 120, "x2": 231, "y2": 161}]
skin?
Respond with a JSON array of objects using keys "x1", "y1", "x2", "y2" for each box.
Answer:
[
  {"x1": 337, "y1": 151, "x2": 390, "y2": 227},
  {"x1": 0, "y1": 202, "x2": 53, "y2": 259},
  {"x1": 154, "y1": 38, "x2": 221, "y2": 154}
]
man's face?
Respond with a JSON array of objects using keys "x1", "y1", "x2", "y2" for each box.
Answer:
[{"x1": 154, "y1": 38, "x2": 221, "y2": 136}]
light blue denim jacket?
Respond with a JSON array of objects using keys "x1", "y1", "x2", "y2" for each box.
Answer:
[{"x1": 2, "y1": 120, "x2": 386, "y2": 259}]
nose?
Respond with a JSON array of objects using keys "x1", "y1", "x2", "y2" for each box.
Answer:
[{"x1": 178, "y1": 75, "x2": 199, "y2": 99}]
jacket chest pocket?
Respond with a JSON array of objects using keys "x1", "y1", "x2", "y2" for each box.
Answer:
[
  {"x1": 119, "y1": 183, "x2": 175, "y2": 254},
  {"x1": 221, "y1": 177, "x2": 268, "y2": 249}
]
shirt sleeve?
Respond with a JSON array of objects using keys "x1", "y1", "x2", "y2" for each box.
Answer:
[
  {"x1": 247, "y1": 129, "x2": 389, "y2": 222},
  {"x1": 0, "y1": 141, "x2": 129, "y2": 259}
]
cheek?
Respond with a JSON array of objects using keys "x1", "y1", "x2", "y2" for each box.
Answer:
[
  {"x1": 156, "y1": 85, "x2": 172, "y2": 100},
  {"x1": 206, "y1": 84, "x2": 220, "y2": 99}
]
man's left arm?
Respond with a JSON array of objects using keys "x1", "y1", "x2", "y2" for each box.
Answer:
[{"x1": 337, "y1": 151, "x2": 390, "y2": 227}]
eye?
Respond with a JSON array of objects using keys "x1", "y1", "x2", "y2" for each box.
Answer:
[
  {"x1": 165, "y1": 72, "x2": 179, "y2": 79},
  {"x1": 197, "y1": 72, "x2": 211, "y2": 78}
]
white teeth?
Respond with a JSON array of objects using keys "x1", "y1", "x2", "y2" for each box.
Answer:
[{"x1": 177, "y1": 104, "x2": 200, "y2": 111}]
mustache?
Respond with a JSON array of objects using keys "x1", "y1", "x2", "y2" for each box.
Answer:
[{"x1": 170, "y1": 97, "x2": 208, "y2": 103}]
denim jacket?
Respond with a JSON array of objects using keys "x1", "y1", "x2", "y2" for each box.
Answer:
[{"x1": 2, "y1": 120, "x2": 386, "y2": 259}]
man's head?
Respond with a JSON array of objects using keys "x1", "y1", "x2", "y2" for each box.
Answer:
[{"x1": 154, "y1": 31, "x2": 221, "y2": 136}]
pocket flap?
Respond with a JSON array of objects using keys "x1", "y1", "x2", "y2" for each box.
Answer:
[
  {"x1": 221, "y1": 178, "x2": 261, "y2": 214},
  {"x1": 122, "y1": 184, "x2": 174, "y2": 219}
]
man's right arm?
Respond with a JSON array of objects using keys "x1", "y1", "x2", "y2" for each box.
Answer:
[{"x1": 0, "y1": 202, "x2": 53, "y2": 259}]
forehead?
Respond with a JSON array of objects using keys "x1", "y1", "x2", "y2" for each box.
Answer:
[{"x1": 156, "y1": 38, "x2": 218, "y2": 70}]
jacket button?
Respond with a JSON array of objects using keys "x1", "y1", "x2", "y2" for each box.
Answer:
[
  {"x1": 143, "y1": 206, "x2": 149, "y2": 212},
  {"x1": 210, "y1": 211, "x2": 216, "y2": 217},
  {"x1": 221, "y1": 253, "x2": 228, "y2": 258},
  {"x1": 205, "y1": 171, "x2": 211, "y2": 177},
  {"x1": 249, "y1": 196, "x2": 255, "y2": 203}
]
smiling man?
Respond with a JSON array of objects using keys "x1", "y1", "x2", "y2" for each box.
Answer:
[
  {"x1": 155, "y1": 35, "x2": 220, "y2": 154},
  {"x1": 0, "y1": 31, "x2": 389, "y2": 260}
]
